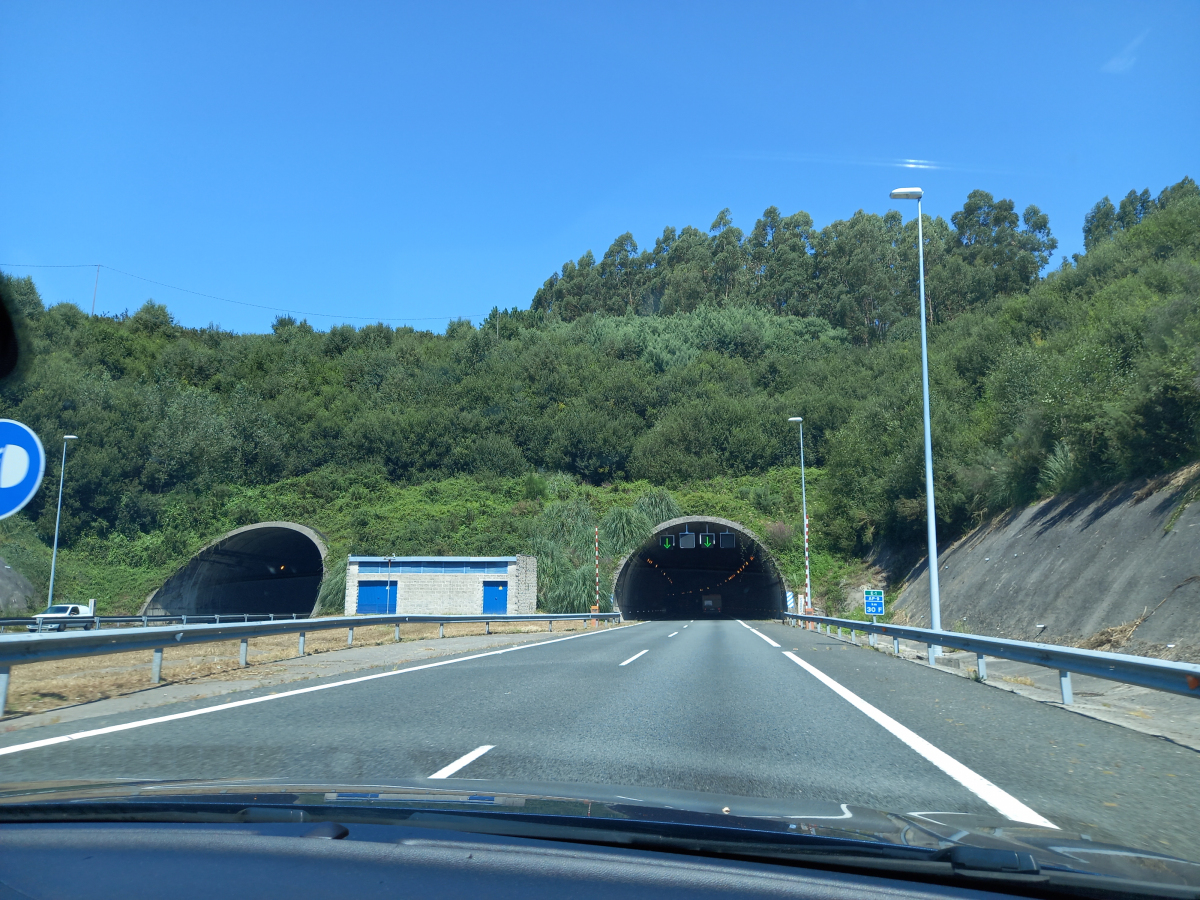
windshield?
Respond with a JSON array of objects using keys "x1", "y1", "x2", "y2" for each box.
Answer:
[{"x1": 0, "y1": 3, "x2": 1198, "y2": 892}]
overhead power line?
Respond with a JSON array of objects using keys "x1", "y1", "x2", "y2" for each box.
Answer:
[{"x1": 0, "y1": 262, "x2": 489, "y2": 324}]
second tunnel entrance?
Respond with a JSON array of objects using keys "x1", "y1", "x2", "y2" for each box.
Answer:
[{"x1": 613, "y1": 517, "x2": 787, "y2": 620}]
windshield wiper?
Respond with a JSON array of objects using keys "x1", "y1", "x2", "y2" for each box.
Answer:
[{"x1": 2, "y1": 799, "x2": 1196, "y2": 899}]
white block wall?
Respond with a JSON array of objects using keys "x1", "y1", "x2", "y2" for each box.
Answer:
[{"x1": 344, "y1": 555, "x2": 537, "y2": 616}]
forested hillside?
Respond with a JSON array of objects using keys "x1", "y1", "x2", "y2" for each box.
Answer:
[{"x1": 0, "y1": 179, "x2": 1196, "y2": 614}]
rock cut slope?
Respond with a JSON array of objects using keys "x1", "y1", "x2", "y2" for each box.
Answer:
[{"x1": 894, "y1": 465, "x2": 1200, "y2": 661}]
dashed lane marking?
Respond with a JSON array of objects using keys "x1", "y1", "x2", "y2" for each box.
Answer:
[{"x1": 620, "y1": 650, "x2": 649, "y2": 666}]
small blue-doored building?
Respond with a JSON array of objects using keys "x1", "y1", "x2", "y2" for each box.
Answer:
[{"x1": 344, "y1": 555, "x2": 537, "y2": 616}]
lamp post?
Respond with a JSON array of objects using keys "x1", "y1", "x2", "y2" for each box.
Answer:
[
  {"x1": 889, "y1": 186, "x2": 941, "y2": 662},
  {"x1": 787, "y1": 417, "x2": 811, "y2": 624},
  {"x1": 46, "y1": 435, "x2": 78, "y2": 608}
]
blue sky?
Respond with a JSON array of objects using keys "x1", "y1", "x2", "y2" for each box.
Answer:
[{"x1": 2, "y1": 1, "x2": 1197, "y2": 333}]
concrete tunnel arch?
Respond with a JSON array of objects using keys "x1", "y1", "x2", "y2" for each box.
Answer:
[
  {"x1": 613, "y1": 516, "x2": 788, "y2": 620},
  {"x1": 141, "y1": 522, "x2": 327, "y2": 617}
]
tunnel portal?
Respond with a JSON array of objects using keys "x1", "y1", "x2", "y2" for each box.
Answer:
[
  {"x1": 613, "y1": 517, "x2": 787, "y2": 620},
  {"x1": 143, "y1": 522, "x2": 327, "y2": 617}
]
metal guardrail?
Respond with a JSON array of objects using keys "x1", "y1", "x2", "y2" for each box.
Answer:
[
  {"x1": 785, "y1": 613, "x2": 1200, "y2": 704},
  {"x1": 0, "y1": 612, "x2": 621, "y2": 716},
  {"x1": 0, "y1": 613, "x2": 308, "y2": 631}
]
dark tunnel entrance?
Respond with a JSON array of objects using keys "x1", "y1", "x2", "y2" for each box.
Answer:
[
  {"x1": 613, "y1": 517, "x2": 787, "y2": 620},
  {"x1": 143, "y1": 522, "x2": 327, "y2": 617}
]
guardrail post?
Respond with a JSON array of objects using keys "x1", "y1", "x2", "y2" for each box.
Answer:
[
  {"x1": 893, "y1": 636, "x2": 900, "y2": 655},
  {"x1": 239, "y1": 639, "x2": 248, "y2": 667},
  {"x1": 548, "y1": 620, "x2": 553, "y2": 632},
  {"x1": 1059, "y1": 670, "x2": 1073, "y2": 704},
  {"x1": 439, "y1": 623, "x2": 444, "y2": 639},
  {"x1": 142, "y1": 615, "x2": 147, "y2": 627},
  {"x1": 348, "y1": 627, "x2": 354, "y2": 647},
  {"x1": 976, "y1": 653, "x2": 987, "y2": 680},
  {"x1": 927, "y1": 645, "x2": 936, "y2": 665},
  {"x1": 485, "y1": 621, "x2": 490, "y2": 635},
  {"x1": 151, "y1": 648, "x2": 163, "y2": 684},
  {"x1": 0, "y1": 666, "x2": 9, "y2": 716},
  {"x1": 394, "y1": 624, "x2": 400, "y2": 642},
  {"x1": 869, "y1": 632, "x2": 877, "y2": 648},
  {"x1": 298, "y1": 632, "x2": 306, "y2": 656}
]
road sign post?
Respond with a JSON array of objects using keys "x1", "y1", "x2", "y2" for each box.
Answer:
[{"x1": 864, "y1": 590, "x2": 884, "y2": 648}]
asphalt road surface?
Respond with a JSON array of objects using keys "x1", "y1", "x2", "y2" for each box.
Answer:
[{"x1": 0, "y1": 618, "x2": 1196, "y2": 860}]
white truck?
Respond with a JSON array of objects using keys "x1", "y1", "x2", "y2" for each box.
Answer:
[{"x1": 26, "y1": 600, "x2": 97, "y2": 632}]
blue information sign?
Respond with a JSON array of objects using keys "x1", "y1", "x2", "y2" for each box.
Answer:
[
  {"x1": 864, "y1": 589, "x2": 884, "y2": 617},
  {"x1": 0, "y1": 420, "x2": 45, "y2": 520}
]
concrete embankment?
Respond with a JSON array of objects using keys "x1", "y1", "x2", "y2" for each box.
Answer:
[{"x1": 894, "y1": 464, "x2": 1200, "y2": 661}]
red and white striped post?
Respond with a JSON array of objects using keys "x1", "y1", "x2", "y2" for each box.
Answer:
[
  {"x1": 804, "y1": 514, "x2": 813, "y2": 628},
  {"x1": 789, "y1": 416, "x2": 814, "y2": 629}
]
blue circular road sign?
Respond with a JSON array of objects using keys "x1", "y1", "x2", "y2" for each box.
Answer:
[{"x1": 0, "y1": 420, "x2": 45, "y2": 519}]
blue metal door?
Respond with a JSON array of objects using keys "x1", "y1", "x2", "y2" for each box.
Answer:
[
  {"x1": 482, "y1": 581, "x2": 508, "y2": 615},
  {"x1": 357, "y1": 581, "x2": 397, "y2": 614}
]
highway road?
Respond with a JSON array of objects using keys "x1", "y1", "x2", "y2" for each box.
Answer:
[{"x1": 0, "y1": 618, "x2": 1197, "y2": 860}]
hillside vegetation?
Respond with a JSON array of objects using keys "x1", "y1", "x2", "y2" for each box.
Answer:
[{"x1": 0, "y1": 178, "x2": 1196, "y2": 615}]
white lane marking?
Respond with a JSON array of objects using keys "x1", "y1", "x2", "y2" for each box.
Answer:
[
  {"x1": 668, "y1": 632, "x2": 679, "y2": 637},
  {"x1": 0, "y1": 623, "x2": 644, "y2": 759},
  {"x1": 782, "y1": 652, "x2": 1057, "y2": 829},
  {"x1": 429, "y1": 745, "x2": 494, "y2": 779},
  {"x1": 747, "y1": 626, "x2": 780, "y2": 648},
  {"x1": 620, "y1": 650, "x2": 649, "y2": 666},
  {"x1": 736, "y1": 619, "x2": 751, "y2": 628},
  {"x1": 683, "y1": 625, "x2": 689, "y2": 628},
  {"x1": 784, "y1": 804, "x2": 852, "y2": 820}
]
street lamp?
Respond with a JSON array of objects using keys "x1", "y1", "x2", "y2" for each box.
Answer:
[
  {"x1": 46, "y1": 435, "x2": 78, "y2": 608},
  {"x1": 890, "y1": 186, "x2": 942, "y2": 661},
  {"x1": 787, "y1": 417, "x2": 812, "y2": 624}
]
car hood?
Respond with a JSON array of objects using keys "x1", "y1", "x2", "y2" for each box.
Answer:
[{"x1": 0, "y1": 777, "x2": 1196, "y2": 888}]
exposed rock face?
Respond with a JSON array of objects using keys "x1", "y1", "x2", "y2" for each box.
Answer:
[
  {"x1": 895, "y1": 466, "x2": 1200, "y2": 658},
  {"x1": 0, "y1": 556, "x2": 36, "y2": 615}
]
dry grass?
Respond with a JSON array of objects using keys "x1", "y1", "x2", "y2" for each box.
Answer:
[
  {"x1": 2, "y1": 619, "x2": 587, "y2": 719},
  {"x1": 999, "y1": 674, "x2": 1037, "y2": 687}
]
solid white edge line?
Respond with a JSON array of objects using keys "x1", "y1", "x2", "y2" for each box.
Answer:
[
  {"x1": 782, "y1": 652, "x2": 1057, "y2": 829},
  {"x1": 736, "y1": 619, "x2": 750, "y2": 628},
  {"x1": 619, "y1": 649, "x2": 649, "y2": 666},
  {"x1": 0, "y1": 622, "x2": 645, "y2": 759},
  {"x1": 429, "y1": 744, "x2": 495, "y2": 779},
  {"x1": 747, "y1": 627, "x2": 780, "y2": 648},
  {"x1": 668, "y1": 632, "x2": 678, "y2": 637}
]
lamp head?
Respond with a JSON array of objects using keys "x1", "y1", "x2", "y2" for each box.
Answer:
[
  {"x1": 788, "y1": 417, "x2": 803, "y2": 423},
  {"x1": 63, "y1": 435, "x2": 78, "y2": 440},
  {"x1": 890, "y1": 187, "x2": 923, "y2": 200}
]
